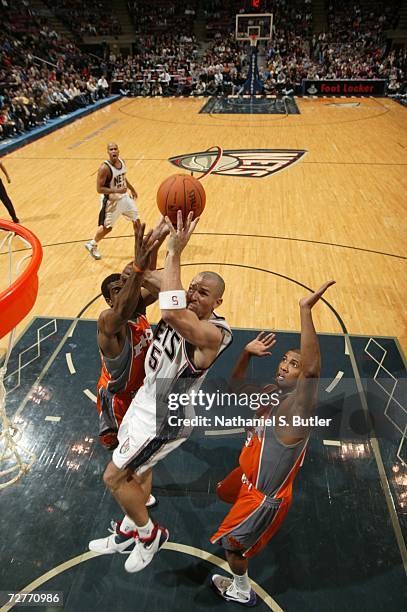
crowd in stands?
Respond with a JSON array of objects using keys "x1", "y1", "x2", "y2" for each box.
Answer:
[
  {"x1": 1, "y1": 0, "x2": 406, "y2": 140},
  {"x1": 261, "y1": 0, "x2": 404, "y2": 92},
  {"x1": 0, "y1": 1, "x2": 108, "y2": 141},
  {"x1": 110, "y1": 0, "x2": 404, "y2": 97},
  {"x1": 128, "y1": 0, "x2": 197, "y2": 36},
  {"x1": 45, "y1": 0, "x2": 121, "y2": 38}
]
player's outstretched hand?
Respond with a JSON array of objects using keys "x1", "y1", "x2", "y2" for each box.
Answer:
[
  {"x1": 165, "y1": 210, "x2": 200, "y2": 256},
  {"x1": 299, "y1": 280, "x2": 336, "y2": 310},
  {"x1": 134, "y1": 220, "x2": 159, "y2": 271},
  {"x1": 245, "y1": 331, "x2": 276, "y2": 357},
  {"x1": 152, "y1": 215, "x2": 170, "y2": 241}
]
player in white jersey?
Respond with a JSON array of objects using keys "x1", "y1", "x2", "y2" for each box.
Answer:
[
  {"x1": 89, "y1": 211, "x2": 233, "y2": 573},
  {"x1": 85, "y1": 142, "x2": 139, "y2": 260}
]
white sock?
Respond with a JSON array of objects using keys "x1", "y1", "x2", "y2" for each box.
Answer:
[
  {"x1": 90, "y1": 239, "x2": 97, "y2": 246},
  {"x1": 137, "y1": 518, "x2": 154, "y2": 539},
  {"x1": 232, "y1": 572, "x2": 251, "y2": 594},
  {"x1": 120, "y1": 515, "x2": 136, "y2": 534}
]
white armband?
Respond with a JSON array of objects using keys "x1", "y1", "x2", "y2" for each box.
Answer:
[{"x1": 159, "y1": 290, "x2": 187, "y2": 310}]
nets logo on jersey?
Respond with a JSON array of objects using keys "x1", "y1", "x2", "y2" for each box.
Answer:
[
  {"x1": 168, "y1": 147, "x2": 306, "y2": 179},
  {"x1": 120, "y1": 438, "x2": 130, "y2": 454}
]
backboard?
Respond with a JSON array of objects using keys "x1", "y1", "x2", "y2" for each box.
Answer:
[{"x1": 235, "y1": 13, "x2": 273, "y2": 42}]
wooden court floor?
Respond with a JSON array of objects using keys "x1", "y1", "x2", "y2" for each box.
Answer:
[
  {"x1": 0, "y1": 96, "x2": 406, "y2": 612},
  {"x1": 1, "y1": 96, "x2": 406, "y2": 353}
]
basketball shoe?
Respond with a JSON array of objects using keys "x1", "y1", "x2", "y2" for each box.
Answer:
[
  {"x1": 85, "y1": 241, "x2": 101, "y2": 260},
  {"x1": 88, "y1": 520, "x2": 136, "y2": 554},
  {"x1": 146, "y1": 494, "x2": 158, "y2": 508},
  {"x1": 124, "y1": 523, "x2": 169, "y2": 573},
  {"x1": 211, "y1": 575, "x2": 257, "y2": 606}
]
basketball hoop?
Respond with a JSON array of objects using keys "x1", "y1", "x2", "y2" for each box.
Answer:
[
  {"x1": 249, "y1": 34, "x2": 258, "y2": 47},
  {"x1": 0, "y1": 219, "x2": 42, "y2": 339},
  {"x1": 0, "y1": 219, "x2": 43, "y2": 489}
]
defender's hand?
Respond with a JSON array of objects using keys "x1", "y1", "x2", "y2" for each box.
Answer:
[
  {"x1": 245, "y1": 332, "x2": 276, "y2": 357},
  {"x1": 152, "y1": 215, "x2": 170, "y2": 241},
  {"x1": 299, "y1": 280, "x2": 336, "y2": 310},
  {"x1": 134, "y1": 220, "x2": 159, "y2": 271}
]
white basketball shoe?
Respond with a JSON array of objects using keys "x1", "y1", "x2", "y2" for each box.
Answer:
[
  {"x1": 124, "y1": 523, "x2": 169, "y2": 573},
  {"x1": 211, "y1": 574, "x2": 257, "y2": 606},
  {"x1": 88, "y1": 520, "x2": 136, "y2": 555},
  {"x1": 85, "y1": 241, "x2": 101, "y2": 260}
]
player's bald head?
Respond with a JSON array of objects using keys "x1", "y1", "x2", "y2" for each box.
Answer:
[
  {"x1": 199, "y1": 271, "x2": 225, "y2": 298},
  {"x1": 107, "y1": 142, "x2": 118, "y2": 150}
]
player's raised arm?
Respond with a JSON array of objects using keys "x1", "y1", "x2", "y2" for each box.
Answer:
[
  {"x1": 98, "y1": 221, "x2": 158, "y2": 350},
  {"x1": 293, "y1": 280, "x2": 336, "y2": 417},
  {"x1": 232, "y1": 332, "x2": 276, "y2": 379},
  {"x1": 160, "y1": 211, "x2": 222, "y2": 353},
  {"x1": 120, "y1": 216, "x2": 168, "y2": 306}
]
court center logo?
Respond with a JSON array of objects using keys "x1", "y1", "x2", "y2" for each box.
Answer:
[{"x1": 168, "y1": 147, "x2": 306, "y2": 179}]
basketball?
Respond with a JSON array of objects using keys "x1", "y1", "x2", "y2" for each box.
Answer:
[{"x1": 156, "y1": 174, "x2": 206, "y2": 224}]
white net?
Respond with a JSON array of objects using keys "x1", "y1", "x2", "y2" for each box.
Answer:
[{"x1": 0, "y1": 227, "x2": 36, "y2": 489}]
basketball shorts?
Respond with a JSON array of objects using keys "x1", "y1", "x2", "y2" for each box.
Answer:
[
  {"x1": 210, "y1": 470, "x2": 292, "y2": 558},
  {"x1": 97, "y1": 386, "x2": 132, "y2": 450},
  {"x1": 112, "y1": 388, "x2": 188, "y2": 475},
  {"x1": 98, "y1": 194, "x2": 139, "y2": 229}
]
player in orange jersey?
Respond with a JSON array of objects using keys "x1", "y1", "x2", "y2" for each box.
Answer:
[{"x1": 210, "y1": 281, "x2": 335, "y2": 606}]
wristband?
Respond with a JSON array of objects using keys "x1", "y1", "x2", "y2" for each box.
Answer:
[
  {"x1": 133, "y1": 264, "x2": 144, "y2": 273},
  {"x1": 159, "y1": 290, "x2": 187, "y2": 310}
]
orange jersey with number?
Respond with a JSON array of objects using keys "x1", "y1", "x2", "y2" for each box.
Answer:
[{"x1": 211, "y1": 411, "x2": 308, "y2": 558}]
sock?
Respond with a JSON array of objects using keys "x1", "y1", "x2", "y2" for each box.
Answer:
[
  {"x1": 120, "y1": 515, "x2": 136, "y2": 534},
  {"x1": 232, "y1": 572, "x2": 251, "y2": 594},
  {"x1": 136, "y1": 518, "x2": 154, "y2": 540},
  {"x1": 90, "y1": 239, "x2": 97, "y2": 246}
]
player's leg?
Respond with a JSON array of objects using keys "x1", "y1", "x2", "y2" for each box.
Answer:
[
  {"x1": 137, "y1": 467, "x2": 158, "y2": 508},
  {"x1": 0, "y1": 179, "x2": 19, "y2": 223},
  {"x1": 97, "y1": 392, "x2": 158, "y2": 504},
  {"x1": 212, "y1": 550, "x2": 256, "y2": 607},
  {"x1": 89, "y1": 398, "x2": 186, "y2": 572},
  {"x1": 210, "y1": 486, "x2": 267, "y2": 606},
  {"x1": 104, "y1": 460, "x2": 150, "y2": 526},
  {"x1": 88, "y1": 462, "x2": 157, "y2": 555},
  {"x1": 85, "y1": 197, "x2": 114, "y2": 259},
  {"x1": 94, "y1": 225, "x2": 112, "y2": 242}
]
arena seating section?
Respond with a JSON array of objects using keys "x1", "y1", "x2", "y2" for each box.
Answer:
[{"x1": 1, "y1": 0, "x2": 406, "y2": 140}]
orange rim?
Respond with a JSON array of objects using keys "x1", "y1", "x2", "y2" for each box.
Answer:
[{"x1": 0, "y1": 219, "x2": 43, "y2": 339}]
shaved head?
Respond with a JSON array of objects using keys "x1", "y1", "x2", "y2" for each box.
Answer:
[{"x1": 200, "y1": 271, "x2": 225, "y2": 298}]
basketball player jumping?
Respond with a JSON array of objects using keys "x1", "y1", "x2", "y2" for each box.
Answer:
[
  {"x1": 89, "y1": 211, "x2": 233, "y2": 573},
  {"x1": 96, "y1": 216, "x2": 168, "y2": 451},
  {"x1": 85, "y1": 143, "x2": 139, "y2": 260},
  {"x1": 210, "y1": 280, "x2": 335, "y2": 606}
]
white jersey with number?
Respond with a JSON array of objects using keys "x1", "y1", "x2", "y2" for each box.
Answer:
[
  {"x1": 136, "y1": 311, "x2": 232, "y2": 407},
  {"x1": 104, "y1": 158, "x2": 127, "y2": 191},
  {"x1": 112, "y1": 312, "x2": 232, "y2": 472}
]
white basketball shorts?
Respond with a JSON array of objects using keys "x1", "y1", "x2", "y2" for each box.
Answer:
[
  {"x1": 99, "y1": 194, "x2": 139, "y2": 229},
  {"x1": 112, "y1": 387, "x2": 188, "y2": 474}
]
